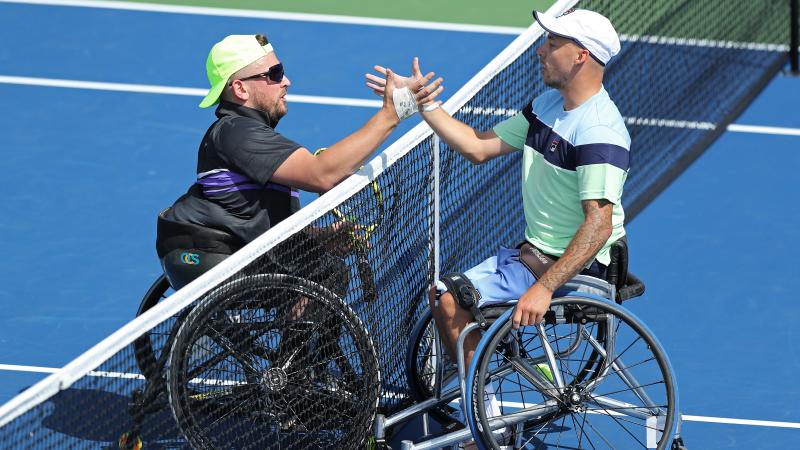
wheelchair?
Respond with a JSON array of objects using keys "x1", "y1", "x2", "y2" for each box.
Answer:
[
  {"x1": 121, "y1": 238, "x2": 686, "y2": 450},
  {"x1": 374, "y1": 240, "x2": 687, "y2": 450},
  {"x1": 122, "y1": 271, "x2": 381, "y2": 450}
]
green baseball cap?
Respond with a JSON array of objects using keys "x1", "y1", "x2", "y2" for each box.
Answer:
[{"x1": 199, "y1": 34, "x2": 275, "y2": 108}]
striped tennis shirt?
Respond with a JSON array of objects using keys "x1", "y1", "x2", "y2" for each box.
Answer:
[{"x1": 493, "y1": 86, "x2": 630, "y2": 266}]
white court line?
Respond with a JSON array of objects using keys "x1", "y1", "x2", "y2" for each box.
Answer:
[
  {"x1": 0, "y1": 75, "x2": 383, "y2": 108},
  {"x1": 681, "y1": 414, "x2": 800, "y2": 429},
  {"x1": 2, "y1": 363, "x2": 798, "y2": 429},
  {"x1": 0, "y1": 0, "x2": 526, "y2": 35},
  {"x1": 457, "y1": 105, "x2": 800, "y2": 135},
  {"x1": 727, "y1": 123, "x2": 800, "y2": 136},
  {"x1": 6, "y1": 74, "x2": 800, "y2": 136},
  {"x1": 498, "y1": 400, "x2": 800, "y2": 429},
  {"x1": 0, "y1": 363, "x2": 143, "y2": 380},
  {"x1": 2, "y1": 0, "x2": 790, "y2": 51},
  {"x1": 0, "y1": 364, "x2": 57, "y2": 374},
  {"x1": 0, "y1": 363, "x2": 405, "y2": 399},
  {"x1": 4, "y1": 75, "x2": 800, "y2": 136}
]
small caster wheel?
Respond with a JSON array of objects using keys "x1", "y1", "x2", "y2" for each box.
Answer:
[
  {"x1": 368, "y1": 436, "x2": 392, "y2": 450},
  {"x1": 118, "y1": 431, "x2": 143, "y2": 450},
  {"x1": 671, "y1": 436, "x2": 688, "y2": 450}
]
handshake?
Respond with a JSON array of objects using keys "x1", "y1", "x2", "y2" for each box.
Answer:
[{"x1": 365, "y1": 57, "x2": 445, "y2": 120}]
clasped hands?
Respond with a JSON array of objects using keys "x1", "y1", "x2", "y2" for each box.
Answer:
[{"x1": 366, "y1": 57, "x2": 445, "y2": 119}]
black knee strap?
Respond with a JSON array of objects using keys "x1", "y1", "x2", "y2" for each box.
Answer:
[{"x1": 440, "y1": 272, "x2": 488, "y2": 329}]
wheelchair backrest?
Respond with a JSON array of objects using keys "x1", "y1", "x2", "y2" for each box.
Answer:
[
  {"x1": 607, "y1": 237, "x2": 646, "y2": 303},
  {"x1": 607, "y1": 237, "x2": 629, "y2": 289}
]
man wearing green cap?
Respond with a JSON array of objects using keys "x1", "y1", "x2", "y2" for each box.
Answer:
[{"x1": 156, "y1": 33, "x2": 440, "y2": 290}]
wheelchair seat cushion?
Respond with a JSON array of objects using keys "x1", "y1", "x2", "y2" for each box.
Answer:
[{"x1": 156, "y1": 209, "x2": 244, "y2": 258}]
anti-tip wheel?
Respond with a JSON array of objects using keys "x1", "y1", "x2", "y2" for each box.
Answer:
[{"x1": 118, "y1": 431, "x2": 143, "y2": 450}]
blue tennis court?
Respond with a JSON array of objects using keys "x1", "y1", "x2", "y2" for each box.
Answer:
[{"x1": 1, "y1": 1, "x2": 799, "y2": 448}]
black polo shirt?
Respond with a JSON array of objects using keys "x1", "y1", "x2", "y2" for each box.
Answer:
[{"x1": 167, "y1": 101, "x2": 303, "y2": 243}]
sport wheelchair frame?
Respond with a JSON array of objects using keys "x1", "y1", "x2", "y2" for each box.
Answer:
[
  {"x1": 122, "y1": 273, "x2": 381, "y2": 450},
  {"x1": 378, "y1": 275, "x2": 686, "y2": 450},
  {"x1": 122, "y1": 256, "x2": 686, "y2": 449}
]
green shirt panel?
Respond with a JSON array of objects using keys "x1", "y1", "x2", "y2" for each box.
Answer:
[{"x1": 493, "y1": 112, "x2": 528, "y2": 150}]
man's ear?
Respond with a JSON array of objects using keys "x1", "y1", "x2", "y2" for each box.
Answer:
[
  {"x1": 575, "y1": 48, "x2": 591, "y2": 64},
  {"x1": 228, "y1": 80, "x2": 250, "y2": 102}
]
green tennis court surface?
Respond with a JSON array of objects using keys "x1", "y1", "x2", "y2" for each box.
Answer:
[{"x1": 105, "y1": 0, "x2": 557, "y2": 27}]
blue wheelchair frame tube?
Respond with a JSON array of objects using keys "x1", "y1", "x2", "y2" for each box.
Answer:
[
  {"x1": 464, "y1": 307, "x2": 513, "y2": 450},
  {"x1": 463, "y1": 290, "x2": 681, "y2": 450}
]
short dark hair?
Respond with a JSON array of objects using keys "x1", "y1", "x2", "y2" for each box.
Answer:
[{"x1": 255, "y1": 34, "x2": 269, "y2": 46}]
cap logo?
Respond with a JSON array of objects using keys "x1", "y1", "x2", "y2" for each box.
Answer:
[{"x1": 559, "y1": 8, "x2": 576, "y2": 17}]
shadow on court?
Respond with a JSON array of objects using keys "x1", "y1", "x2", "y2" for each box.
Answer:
[
  {"x1": 35, "y1": 387, "x2": 436, "y2": 449},
  {"x1": 36, "y1": 388, "x2": 185, "y2": 449}
]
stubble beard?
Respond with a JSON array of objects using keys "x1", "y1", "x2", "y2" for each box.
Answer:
[
  {"x1": 540, "y1": 62, "x2": 569, "y2": 90},
  {"x1": 256, "y1": 95, "x2": 287, "y2": 126},
  {"x1": 268, "y1": 100, "x2": 287, "y2": 122},
  {"x1": 542, "y1": 70, "x2": 567, "y2": 90}
]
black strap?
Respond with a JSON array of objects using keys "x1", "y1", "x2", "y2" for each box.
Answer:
[{"x1": 440, "y1": 272, "x2": 489, "y2": 329}]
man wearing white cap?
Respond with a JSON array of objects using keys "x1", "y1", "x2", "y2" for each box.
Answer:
[
  {"x1": 157, "y1": 33, "x2": 441, "y2": 289},
  {"x1": 369, "y1": 8, "x2": 630, "y2": 442}
]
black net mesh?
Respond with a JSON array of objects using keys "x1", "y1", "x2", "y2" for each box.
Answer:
[{"x1": 0, "y1": 1, "x2": 791, "y2": 448}]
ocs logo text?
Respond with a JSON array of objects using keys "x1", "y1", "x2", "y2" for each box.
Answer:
[{"x1": 180, "y1": 252, "x2": 200, "y2": 265}]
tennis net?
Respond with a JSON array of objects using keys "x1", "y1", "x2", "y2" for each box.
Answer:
[{"x1": 0, "y1": 0, "x2": 792, "y2": 448}]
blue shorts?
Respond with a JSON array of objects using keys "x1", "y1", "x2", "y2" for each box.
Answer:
[{"x1": 437, "y1": 247, "x2": 535, "y2": 308}]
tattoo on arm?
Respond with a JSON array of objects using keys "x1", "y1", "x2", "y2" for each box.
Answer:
[{"x1": 537, "y1": 199, "x2": 613, "y2": 292}]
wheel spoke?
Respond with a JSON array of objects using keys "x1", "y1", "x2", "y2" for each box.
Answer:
[
  {"x1": 168, "y1": 275, "x2": 380, "y2": 449},
  {"x1": 473, "y1": 297, "x2": 674, "y2": 449}
]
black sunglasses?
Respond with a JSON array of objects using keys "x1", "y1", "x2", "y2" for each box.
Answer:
[{"x1": 232, "y1": 63, "x2": 284, "y2": 84}]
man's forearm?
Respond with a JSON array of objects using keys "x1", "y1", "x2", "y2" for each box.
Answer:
[
  {"x1": 536, "y1": 205, "x2": 612, "y2": 292},
  {"x1": 321, "y1": 108, "x2": 399, "y2": 183},
  {"x1": 421, "y1": 108, "x2": 488, "y2": 163}
]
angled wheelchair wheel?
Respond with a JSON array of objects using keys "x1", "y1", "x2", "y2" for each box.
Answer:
[
  {"x1": 469, "y1": 296, "x2": 676, "y2": 450},
  {"x1": 166, "y1": 273, "x2": 380, "y2": 450},
  {"x1": 405, "y1": 307, "x2": 462, "y2": 427},
  {"x1": 133, "y1": 275, "x2": 176, "y2": 381}
]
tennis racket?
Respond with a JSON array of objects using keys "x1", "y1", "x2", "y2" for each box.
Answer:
[{"x1": 315, "y1": 148, "x2": 388, "y2": 304}]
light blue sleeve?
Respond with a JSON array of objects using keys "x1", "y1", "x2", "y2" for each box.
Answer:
[
  {"x1": 575, "y1": 124, "x2": 630, "y2": 148},
  {"x1": 492, "y1": 112, "x2": 529, "y2": 150}
]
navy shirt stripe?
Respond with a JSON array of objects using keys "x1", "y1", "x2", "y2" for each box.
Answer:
[
  {"x1": 575, "y1": 143, "x2": 630, "y2": 171},
  {"x1": 522, "y1": 104, "x2": 629, "y2": 172}
]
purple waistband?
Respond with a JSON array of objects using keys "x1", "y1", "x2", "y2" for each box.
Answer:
[
  {"x1": 196, "y1": 170, "x2": 299, "y2": 197},
  {"x1": 263, "y1": 182, "x2": 300, "y2": 197}
]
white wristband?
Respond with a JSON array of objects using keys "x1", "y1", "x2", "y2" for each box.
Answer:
[
  {"x1": 422, "y1": 102, "x2": 441, "y2": 112},
  {"x1": 392, "y1": 87, "x2": 417, "y2": 120}
]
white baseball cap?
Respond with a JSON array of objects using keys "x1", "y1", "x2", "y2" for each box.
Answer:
[{"x1": 533, "y1": 9, "x2": 621, "y2": 66}]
